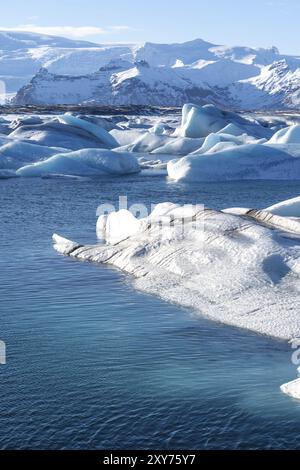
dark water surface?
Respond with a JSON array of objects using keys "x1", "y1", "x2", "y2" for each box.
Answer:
[{"x1": 1, "y1": 176, "x2": 300, "y2": 449}]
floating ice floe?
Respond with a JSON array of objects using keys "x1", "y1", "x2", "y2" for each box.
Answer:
[
  {"x1": 53, "y1": 203, "x2": 300, "y2": 340},
  {"x1": 167, "y1": 144, "x2": 300, "y2": 182},
  {"x1": 17, "y1": 149, "x2": 140, "y2": 177}
]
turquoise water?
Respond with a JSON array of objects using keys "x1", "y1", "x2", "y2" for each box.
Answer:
[{"x1": 1, "y1": 175, "x2": 300, "y2": 449}]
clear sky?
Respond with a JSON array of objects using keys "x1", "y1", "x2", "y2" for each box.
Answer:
[{"x1": 0, "y1": 0, "x2": 299, "y2": 55}]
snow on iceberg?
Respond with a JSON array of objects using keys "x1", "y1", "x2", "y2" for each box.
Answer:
[
  {"x1": 17, "y1": 149, "x2": 140, "y2": 177},
  {"x1": 53, "y1": 205, "x2": 300, "y2": 340},
  {"x1": 266, "y1": 196, "x2": 300, "y2": 217},
  {"x1": 269, "y1": 125, "x2": 300, "y2": 145},
  {"x1": 167, "y1": 144, "x2": 300, "y2": 182}
]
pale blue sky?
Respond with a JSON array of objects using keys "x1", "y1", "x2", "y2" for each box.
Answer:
[{"x1": 1, "y1": 0, "x2": 299, "y2": 54}]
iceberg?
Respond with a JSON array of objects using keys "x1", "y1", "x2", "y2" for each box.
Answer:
[
  {"x1": 266, "y1": 196, "x2": 300, "y2": 217},
  {"x1": 175, "y1": 103, "x2": 271, "y2": 139},
  {"x1": 110, "y1": 129, "x2": 147, "y2": 147},
  {"x1": 150, "y1": 137, "x2": 205, "y2": 156},
  {"x1": 0, "y1": 169, "x2": 18, "y2": 179},
  {"x1": 217, "y1": 123, "x2": 248, "y2": 137},
  {"x1": 9, "y1": 120, "x2": 116, "y2": 150},
  {"x1": 0, "y1": 140, "x2": 69, "y2": 170},
  {"x1": 193, "y1": 132, "x2": 248, "y2": 154},
  {"x1": 281, "y1": 379, "x2": 300, "y2": 400},
  {"x1": 53, "y1": 204, "x2": 300, "y2": 340},
  {"x1": 177, "y1": 103, "x2": 230, "y2": 138},
  {"x1": 17, "y1": 149, "x2": 140, "y2": 177},
  {"x1": 116, "y1": 132, "x2": 174, "y2": 153},
  {"x1": 269, "y1": 125, "x2": 300, "y2": 145},
  {"x1": 97, "y1": 209, "x2": 144, "y2": 244},
  {"x1": 52, "y1": 234, "x2": 82, "y2": 256},
  {"x1": 167, "y1": 144, "x2": 300, "y2": 182},
  {"x1": 58, "y1": 114, "x2": 118, "y2": 149},
  {"x1": 117, "y1": 130, "x2": 206, "y2": 156}
]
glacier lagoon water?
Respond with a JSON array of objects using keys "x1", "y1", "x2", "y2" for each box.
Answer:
[{"x1": 1, "y1": 174, "x2": 300, "y2": 450}]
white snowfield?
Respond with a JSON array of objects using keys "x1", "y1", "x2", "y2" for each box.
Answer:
[
  {"x1": 5, "y1": 31, "x2": 299, "y2": 110},
  {"x1": 54, "y1": 203, "x2": 300, "y2": 342}
]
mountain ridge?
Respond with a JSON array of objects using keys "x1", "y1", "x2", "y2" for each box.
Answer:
[{"x1": 0, "y1": 31, "x2": 298, "y2": 109}]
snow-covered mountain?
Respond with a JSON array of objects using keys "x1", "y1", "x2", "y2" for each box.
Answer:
[
  {"x1": 1, "y1": 31, "x2": 299, "y2": 109},
  {"x1": 0, "y1": 31, "x2": 136, "y2": 93}
]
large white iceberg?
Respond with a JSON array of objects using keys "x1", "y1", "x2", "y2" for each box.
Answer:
[
  {"x1": 17, "y1": 149, "x2": 140, "y2": 177},
  {"x1": 167, "y1": 144, "x2": 300, "y2": 182},
  {"x1": 53, "y1": 204, "x2": 300, "y2": 340}
]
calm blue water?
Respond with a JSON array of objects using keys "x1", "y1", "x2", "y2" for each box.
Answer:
[{"x1": 1, "y1": 175, "x2": 300, "y2": 450}]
